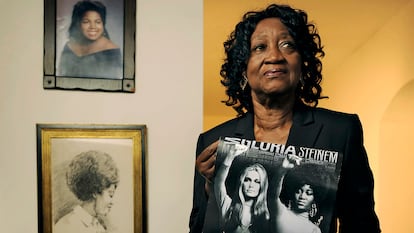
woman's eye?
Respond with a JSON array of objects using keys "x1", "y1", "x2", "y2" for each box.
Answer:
[
  {"x1": 252, "y1": 44, "x2": 266, "y2": 51},
  {"x1": 279, "y1": 41, "x2": 296, "y2": 50}
]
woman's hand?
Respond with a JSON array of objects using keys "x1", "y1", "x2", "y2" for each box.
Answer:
[
  {"x1": 223, "y1": 143, "x2": 249, "y2": 166},
  {"x1": 195, "y1": 141, "x2": 219, "y2": 184},
  {"x1": 282, "y1": 154, "x2": 302, "y2": 169}
]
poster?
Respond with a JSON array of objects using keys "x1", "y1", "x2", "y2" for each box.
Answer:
[{"x1": 203, "y1": 137, "x2": 342, "y2": 233}]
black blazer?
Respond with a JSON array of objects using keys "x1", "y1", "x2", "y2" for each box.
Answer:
[{"x1": 189, "y1": 105, "x2": 380, "y2": 233}]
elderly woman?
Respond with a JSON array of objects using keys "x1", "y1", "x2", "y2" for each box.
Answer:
[
  {"x1": 190, "y1": 3, "x2": 380, "y2": 233},
  {"x1": 54, "y1": 150, "x2": 119, "y2": 233}
]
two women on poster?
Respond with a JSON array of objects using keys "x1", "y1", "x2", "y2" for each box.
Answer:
[{"x1": 204, "y1": 137, "x2": 341, "y2": 233}]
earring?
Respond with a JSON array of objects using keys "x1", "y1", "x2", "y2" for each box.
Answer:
[
  {"x1": 299, "y1": 75, "x2": 305, "y2": 87},
  {"x1": 315, "y1": 216, "x2": 324, "y2": 226},
  {"x1": 309, "y1": 203, "x2": 317, "y2": 218},
  {"x1": 240, "y1": 72, "x2": 248, "y2": 90}
]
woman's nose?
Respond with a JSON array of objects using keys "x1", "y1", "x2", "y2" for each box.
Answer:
[{"x1": 265, "y1": 45, "x2": 285, "y2": 63}]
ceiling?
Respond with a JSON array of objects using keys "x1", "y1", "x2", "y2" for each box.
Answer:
[{"x1": 203, "y1": 0, "x2": 411, "y2": 126}]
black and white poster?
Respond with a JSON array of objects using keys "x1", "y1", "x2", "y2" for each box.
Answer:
[{"x1": 203, "y1": 137, "x2": 343, "y2": 233}]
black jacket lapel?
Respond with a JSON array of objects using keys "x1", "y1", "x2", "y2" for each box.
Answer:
[
  {"x1": 287, "y1": 105, "x2": 322, "y2": 147},
  {"x1": 233, "y1": 112, "x2": 255, "y2": 140}
]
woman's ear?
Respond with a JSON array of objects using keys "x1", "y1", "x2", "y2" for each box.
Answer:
[{"x1": 240, "y1": 71, "x2": 248, "y2": 90}]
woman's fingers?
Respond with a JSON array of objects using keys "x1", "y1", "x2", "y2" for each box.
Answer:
[
  {"x1": 202, "y1": 161, "x2": 216, "y2": 183},
  {"x1": 287, "y1": 154, "x2": 302, "y2": 165},
  {"x1": 197, "y1": 154, "x2": 216, "y2": 182},
  {"x1": 197, "y1": 141, "x2": 219, "y2": 162},
  {"x1": 282, "y1": 154, "x2": 302, "y2": 168},
  {"x1": 196, "y1": 141, "x2": 219, "y2": 182}
]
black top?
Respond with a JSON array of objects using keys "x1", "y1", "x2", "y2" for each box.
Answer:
[
  {"x1": 189, "y1": 104, "x2": 381, "y2": 233},
  {"x1": 58, "y1": 44, "x2": 123, "y2": 79}
]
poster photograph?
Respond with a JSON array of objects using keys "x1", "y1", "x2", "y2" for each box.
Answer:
[{"x1": 203, "y1": 137, "x2": 343, "y2": 233}]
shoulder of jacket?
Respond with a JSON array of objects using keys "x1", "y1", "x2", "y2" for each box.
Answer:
[
  {"x1": 201, "y1": 115, "x2": 244, "y2": 136},
  {"x1": 312, "y1": 107, "x2": 358, "y2": 119},
  {"x1": 308, "y1": 107, "x2": 363, "y2": 134}
]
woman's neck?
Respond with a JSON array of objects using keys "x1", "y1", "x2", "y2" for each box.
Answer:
[
  {"x1": 243, "y1": 198, "x2": 254, "y2": 207},
  {"x1": 295, "y1": 211, "x2": 310, "y2": 220},
  {"x1": 252, "y1": 96, "x2": 295, "y2": 144},
  {"x1": 69, "y1": 36, "x2": 109, "y2": 56},
  {"x1": 81, "y1": 200, "x2": 97, "y2": 217}
]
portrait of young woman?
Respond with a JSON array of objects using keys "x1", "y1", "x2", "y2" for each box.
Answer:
[
  {"x1": 214, "y1": 143, "x2": 270, "y2": 233},
  {"x1": 55, "y1": 0, "x2": 124, "y2": 79}
]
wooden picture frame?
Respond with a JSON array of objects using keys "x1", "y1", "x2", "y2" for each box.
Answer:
[
  {"x1": 43, "y1": 0, "x2": 136, "y2": 92},
  {"x1": 36, "y1": 124, "x2": 146, "y2": 233}
]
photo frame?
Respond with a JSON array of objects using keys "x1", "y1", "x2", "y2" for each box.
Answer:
[
  {"x1": 36, "y1": 124, "x2": 146, "y2": 233},
  {"x1": 43, "y1": 0, "x2": 136, "y2": 92}
]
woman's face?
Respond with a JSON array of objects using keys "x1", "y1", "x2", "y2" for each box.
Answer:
[
  {"x1": 293, "y1": 184, "x2": 314, "y2": 212},
  {"x1": 80, "y1": 10, "x2": 104, "y2": 41},
  {"x1": 95, "y1": 184, "x2": 116, "y2": 216},
  {"x1": 242, "y1": 170, "x2": 261, "y2": 198},
  {"x1": 246, "y1": 17, "x2": 302, "y2": 101}
]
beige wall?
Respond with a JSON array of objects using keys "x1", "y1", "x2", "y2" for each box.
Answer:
[
  {"x1": 0, "y1": 0, "x2": 202, "y2": 233},
  {"x1": 204, "y1": 1, "x2": 414, "y2": 232},
  {"x1": 322, "y1": 2, "x2": 414, "y2": 232}
]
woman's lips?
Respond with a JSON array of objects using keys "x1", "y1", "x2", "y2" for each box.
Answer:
[{"x1": 264, "y1": 68, "x2": 287, "y2": 77}]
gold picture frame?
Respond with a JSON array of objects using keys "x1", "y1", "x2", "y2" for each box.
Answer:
[{"x1": 36, "y1": 124, "x2": 146, "y2": 233}]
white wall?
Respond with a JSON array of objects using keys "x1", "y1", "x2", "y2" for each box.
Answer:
[{"x1": 0, "y1": 0, "x2": 203, "y2": 233}]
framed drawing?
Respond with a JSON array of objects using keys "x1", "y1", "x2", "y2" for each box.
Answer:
[
  {"x1": 37, "y1": 124, "x2": 146, "y2": 233},
  {"x1": 43, "y1": 0, "x2": 136, "y2": 92}
]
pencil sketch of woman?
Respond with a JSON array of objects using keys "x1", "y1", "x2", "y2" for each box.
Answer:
[{"x1": 54, "y1": 150, "x2": 119, "y2": 233}]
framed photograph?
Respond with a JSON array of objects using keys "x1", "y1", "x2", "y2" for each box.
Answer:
[
  {"x1": 36, "y1": 124, "x2": 146, "y2": 233},
  {"x1": 43, "y1": 0, "x2": 136, "y2": 92}
]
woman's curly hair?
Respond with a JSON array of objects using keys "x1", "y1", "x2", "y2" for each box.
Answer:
[
  {"x1": 220, "y1": 4, "x2": 325, "y2": 116},
  {"x1": 66, "y1": 150, "x2": 119, "y2": 201}
]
